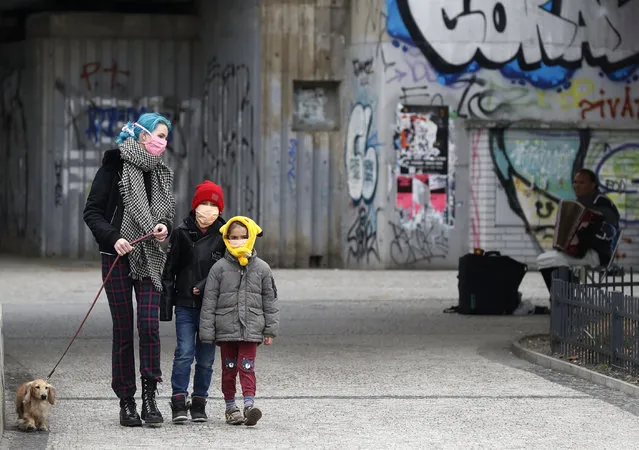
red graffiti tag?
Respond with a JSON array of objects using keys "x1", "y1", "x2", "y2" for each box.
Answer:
[
  {"x1": 469, "y1": 129, "x2": 483, "y2": 249},
  {"x1": 579, "y1": 86, "x2": 639, "y2": 120},
  {"x1": 80, "y1": 60, "x2": 130, "y2": 91}
]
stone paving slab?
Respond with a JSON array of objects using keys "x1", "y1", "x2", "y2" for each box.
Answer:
[{"x1": 1, "y1": 259, "x2": 638, "y2": 449}]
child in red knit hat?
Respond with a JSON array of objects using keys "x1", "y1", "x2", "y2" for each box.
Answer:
[{"x1": 160, "y1": 180, "x2": 226, "y2": 423}]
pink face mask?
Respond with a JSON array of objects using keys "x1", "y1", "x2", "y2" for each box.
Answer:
[{"x1": 135, "y1": 122, "x2": 167, "y2": 156}]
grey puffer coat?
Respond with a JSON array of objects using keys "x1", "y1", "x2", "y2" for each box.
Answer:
[{"x1": 199, "y1": 251, "x2": 279, "y2": 344}]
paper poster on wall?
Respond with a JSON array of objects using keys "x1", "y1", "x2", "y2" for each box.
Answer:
[
  {"x1": 394, "y1": 104, "x2": 449, "y2": 221},
  {"x1": 394, "y1": 105, "x2": 449, "y2": 174}
]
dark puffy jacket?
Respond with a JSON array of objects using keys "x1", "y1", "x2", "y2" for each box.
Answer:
[
  {"x1": 83, "y1": 149, "x2": 171, "y2": 254},
  {"x1": 161, "y1": 213, "x2": 226, "y2": 316}
]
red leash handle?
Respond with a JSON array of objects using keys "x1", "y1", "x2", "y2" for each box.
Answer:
[{"x1": 46, "y1": 232, "x2": 156, "y2": 381}]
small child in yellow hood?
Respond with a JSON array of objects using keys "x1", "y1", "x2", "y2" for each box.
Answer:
[{"x1": 199, "y1": 216, "x2": 279, "y2": 426}]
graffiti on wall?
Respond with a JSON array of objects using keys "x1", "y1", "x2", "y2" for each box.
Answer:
[
  {"x1": 349, "y1": 1, "x2": 639, "y2": 265},
  {"x1": 53, "y1": 60, "x2": 189, "y2": 205},
  {"x1": 203, "y1": 57, "x2": 258, "y2": 219},
  {"x1": 86, "y1": 103, "x2": 169, "y2": 145},
  {"x1": 394, "y1": 0, "x2": 639, "y2": 83},
  {"x1": 287, "y1": 138, "x2": 297, "y2": 192},
  {"x1": 0, "y1": 67, "x2": 28, "y2": 238},
  {"x1": 584, "y1": 139, "x2": 639, "y2": 224},
  {"x1": 490, "y1": 128, "x2": 639, "y2": 252},
  {"x1": 389, "y1": 208, "x2": 450, "y2": 265},
  {"x1": 81, "y1": 60, "x2": 131, "y2": 92},
  {"x1": 580, "y1": 85, "x2": 639, "y2": 120},
  {"x1": 347, "y1": 205, "x2": 382, "y2": 264},
  {"x1": 345, "y1": 102, "x2": 382, "y2": 263},
  {"x1": 353, "y1": 58, "x2": 375, "y2": 87},
  {"x1": 469, "y1": 129, "x2": 483, "y2": 249},
  {"x1": 346, "y1": 103, "x2": 379, "y2": 204},
  {"x1": 383, "y1": 0, "x2": 639, "y2": 122}
]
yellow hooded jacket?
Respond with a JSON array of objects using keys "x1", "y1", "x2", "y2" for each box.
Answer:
[{"x1": 219, "y1": 216, "x2": 263, "y2": 266}]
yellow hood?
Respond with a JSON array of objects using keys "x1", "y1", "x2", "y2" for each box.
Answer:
[{"x1": 219, "y1": 216, "x2": 263, "y2": 266}]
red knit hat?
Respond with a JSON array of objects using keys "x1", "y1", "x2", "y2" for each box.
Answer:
[{"x1": 192, "y1": 180, "x2": 224, "y2": 212}]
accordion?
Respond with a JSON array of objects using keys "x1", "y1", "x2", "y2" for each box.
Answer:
[{"x1": 553, "y1": 199, "x2": 603, "y2": 258}]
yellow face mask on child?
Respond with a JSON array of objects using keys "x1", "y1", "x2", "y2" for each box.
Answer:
[{"x1": 219, "y1": 216, "x2": 263, "y2": 266}]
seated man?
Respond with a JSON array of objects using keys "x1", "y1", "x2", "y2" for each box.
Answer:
[{"x1": 537, "y1": 168, "x2": 620, "y2": 295}]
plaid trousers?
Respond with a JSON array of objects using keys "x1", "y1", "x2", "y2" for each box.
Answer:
[{"x1": 102, "y1": 254, "x2": 162, "y2": 399}]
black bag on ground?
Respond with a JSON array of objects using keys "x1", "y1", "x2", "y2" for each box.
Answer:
[{"x1": 455, "y1": 251, "x2": 527, "y2": 315}]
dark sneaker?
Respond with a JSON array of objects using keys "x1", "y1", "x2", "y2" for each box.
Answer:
[
  {"x1": 119, "y1": 397, "x2": 142, "y2": 427},
  {"x1": 170, "y1": 394, "x2": 189, "y2": 424},
  {"x1": 190, "y1": 396, "x2": 208, "y2": 422},
  {"x1": 243, "y1": 405, "x2": 262, "y2": 426},
  {"x1": 225, "y1": 406, "x2": 244, "y2": 425}
]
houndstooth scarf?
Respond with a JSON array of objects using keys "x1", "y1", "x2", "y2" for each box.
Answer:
[{"x1": 118, "y1": 138, "x2": 175, "y2": 291}]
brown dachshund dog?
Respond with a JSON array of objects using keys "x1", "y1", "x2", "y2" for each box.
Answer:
[{"x1": 15, "y1": 379, "x2": 56, "y2": 431}]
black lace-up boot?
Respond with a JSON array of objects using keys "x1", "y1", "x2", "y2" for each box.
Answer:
[
  {"x1": 119, "y1": 397, "x2": 142, "y2": 427},
  {"x1": 141, "y1": 377, "x2": 164, "y2": 425}
]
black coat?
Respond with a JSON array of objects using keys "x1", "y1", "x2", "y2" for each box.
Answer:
[
  {"x1": 161, "y1": 213, "x2": 226, "y2": 315},
  {"x1": 83, "y1": 149, "x2": 172, "y2": 254},
  {"x1": 585, "y1": 193, "x2": 621, "y2": 266}
]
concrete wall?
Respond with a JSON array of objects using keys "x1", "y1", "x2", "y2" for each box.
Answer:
[
  {"x1": 345, "y1": 0, "x2": 639, "y2": 268},
  {"x1": 0, "y1": 42, "x2": 34, "y2": 255},
  {"x1": 0, "y1": 2, "x2": 352, "y2": 269},
  {"x1": 0, "y1": 13, "x2": 200, "y2": 258},
  {"x1": 260, "y1": 0, "x2": 349, "y2": 268},
  {"x1": 3, "y1": 1, "x2": 637, "y2": 269},
  {"x1": 197, "y1": 0, "x2": 262, "y2": 228}
]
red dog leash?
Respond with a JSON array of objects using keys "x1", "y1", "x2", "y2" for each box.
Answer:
[{"x1": 46, "y1": 232, "x2": 155, "y2": 381}]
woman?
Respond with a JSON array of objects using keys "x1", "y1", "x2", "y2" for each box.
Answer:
[{"x1": 83, "y1": 112, "x2": 176, "y2": 427}]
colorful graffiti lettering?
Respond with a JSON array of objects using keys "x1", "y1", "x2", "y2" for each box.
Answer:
[
  {"x1": 469, "y1": 129, "x2": 483, "y2": 249},
  {"x1": 385, "y1": 35, "x2": 598, "y2": 119},
  {"x1": 85, "y1": 103, "x2": 176, "y2": 145},
  {"x1": 387, "y1": 0, "x2": 639, "y2": 89},
  {"x1": 585, "y1": 140, "x2": 639, "y2": 224},
  {"x1": 86, "y1": 105, "x2": 147, "y2": 143},
  {"x1": 490, "y1": 128, "x2": 639, "y2": 251},
  {"x1": 580, "y1": 86, "x2": 639, "y2": 120},
  {"x1": 391, "y1": 0, "x2": 639, "y2": 85}
]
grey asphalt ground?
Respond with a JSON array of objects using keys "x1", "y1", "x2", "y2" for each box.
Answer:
[{"x1": 1, "y1": 257, "x2": 639, "y2": 449}]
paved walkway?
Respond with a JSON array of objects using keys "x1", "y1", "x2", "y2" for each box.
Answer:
[{"x1": 1, "y1": 257, "x2": 638, "y2": 449}]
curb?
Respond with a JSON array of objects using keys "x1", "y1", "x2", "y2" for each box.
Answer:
[{"x1": 511, "y1": 334, "x2": 639, "y2": 398}]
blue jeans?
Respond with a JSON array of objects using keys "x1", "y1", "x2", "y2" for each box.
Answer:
[{"x1": 171, "y1": 306, "x2": 216, "y2": 397}]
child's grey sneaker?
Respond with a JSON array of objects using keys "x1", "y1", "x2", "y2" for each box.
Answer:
[
  {"x1": 243, "y1": 406, "x2": 262, "y2": 426},
  {"x1": 225, "y1": 406, "x2": 245, "y2": 425},
  {"x1": 190, "y1": 396, "x2": 208, "y2": 422}
]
